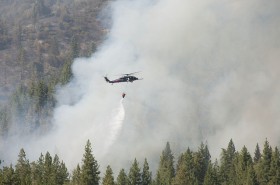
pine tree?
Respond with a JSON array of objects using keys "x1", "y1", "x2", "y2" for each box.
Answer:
[
  {"x1": 254, "y1": 143, "x2": 261, "y2": 164},
  {"x1": 51, "y1": 154, "x2": 69, "y2": 185},
  {"x1": 43, "y1": 152, "x2": 53, "y2": 184},
  {"x1": 116, "y1": 169, "x2": 128, "y2": 185},
  {"x1": 128, "y1": 158, "x2": 141, "y2": 185},
  {"x1": 203, "y1": 160, "x2": 220, "y2": 185},
  {"x1": 235, "y1": 146, "x2": 253, "y2": 184},
  {"x1": 1, "y1": 165, "x2": 16, "y2": 184},
  {"x1": 102, "y1": 165, "x2": 115, "y2": 185},
  {"x1": 32, "y1": 153, "x2": 44, "y2": 184},
  {"x1": 193, "y1": 142, "x2": 211, "y2": 184},
  {"x1": 257, "y1": 139, "x2": 272, "y2": 184},
  {"x1": 156, "y1": 142, "x2": 175, "y2": 185},
  {"x1": 172, "y1": 148, "x2": 198, "y2": 185},
  {"x1": 15, "y1": 148, "x2": 32, "y2": 185},
  {"x1": 72, "y1": 164, "x2": 82, "y2": 185},
  {"x1": 246, "y1": 165, "x2": 258, "y2": 185},
  {"x1": 268, "y1": 147, "x2": 280, "y2": 184},
  {"x1": 220, "y1": 139, "x2": 236, "y2": 184},
  {"x1": 172, "y1": 153, "x2": 188, "y2": 185},
  {"x1": 142, "y1": 158, "x2": 152, "y2": 185},
  {"x1": 81, "y1": 140, "x2": 100, "y2": 185}
]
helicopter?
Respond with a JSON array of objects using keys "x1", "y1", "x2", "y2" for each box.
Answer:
[{"x1": 104, "y1": 71, "x2": 143, "y2": 84}]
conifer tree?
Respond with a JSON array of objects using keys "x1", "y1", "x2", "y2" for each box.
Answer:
[
  {"x1": 102, "y1": 165, "x2": 115, "y2": 185},
  {"x1": 246, "y1": 165, "x2": 258, "y2": 185},
  {"x1": 268, "y1": 147, "x2": 280, "y2": 184},
  {"x1": 116, "y1": 169, "x2": 128, "y2": 185},
  {"x1": 43, "y1": 152, "x2": 53, "y2": 184},
  {"x1": 15, "y1": 148, "x2": 32, "y2": 185},
  {"x1": 235, "y1": 146, "x2": 253, "y2": 184},
  {"x1": 172, "y1": 148, "x2": 198, "y2": 185},
  {"x1": 51, "y1": 154, "x2": 69, "y2": 185},
  {"x1": 193, "y1": 142, "x2": 211, "y2": 184},
  {"x1": 203, "y1": 160, "x2": 220, "y2": 185},
  {"x1": 32, "y1": 153, "x2": 44, "y2": 184},
  {"x1": 142, "y1": 158, "x2": 152, "y2": 185},
  {"x1": 220, "y1": 139, "x2": 236, "y2": 184},
  {"x1": 1, "y1": 165, "x2": 16, "y2": 184},
  {"x1": 172, "y1": 153, "x2": 188, "y2": 185},
  {"x1": 257, "y1": 139, "x2": 272, "y2": 184},
  {"x1": 72, "y1": 164, "x2": 81, "y2": 185},
  {"x1": 254, "y1": 143, "x2": 261, "y2": 164},
  {"x1": 128, "y1": 158, "x2": 141, "y2": 185},
  {"x1": 156, "y1": 142, "x2": 175, "y2": 185},
  {"x1": 81, "y1": 140, "x2": 100, "y2": 185}
]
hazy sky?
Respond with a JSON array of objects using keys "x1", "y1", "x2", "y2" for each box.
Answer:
[{"x1": 1, "y1": 0, "x2": 280, "y2": 174}]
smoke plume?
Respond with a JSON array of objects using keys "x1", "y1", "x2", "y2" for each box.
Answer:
[{"x1": 1, "y1": 0, "x2": 280, "y2": 173}]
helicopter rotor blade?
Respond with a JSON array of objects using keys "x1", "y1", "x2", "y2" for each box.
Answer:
[{"x1": 122, "y1": 71, "x2": 141, "y2": 76}]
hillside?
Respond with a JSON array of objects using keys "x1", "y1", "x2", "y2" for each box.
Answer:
[{"x1": 0, "y1": 0, "x2": 110, "y2": 103}]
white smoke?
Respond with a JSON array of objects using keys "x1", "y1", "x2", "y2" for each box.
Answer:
[{"x1": 1, "y1": 0, "x2": 280, "y2": 174}]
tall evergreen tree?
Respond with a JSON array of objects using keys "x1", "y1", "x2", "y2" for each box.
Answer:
[
  {"x1": 31, "y1": 153, "x2": 44, "y2": 184},
  {"x1": 116, "y1": 169, "x2": 128, "y2": 185},
  {"x1": 193, "y1": 142, "x2": 211, "y2": 184},
  {"x1": 1, "y1": 165, "x2": 16, "y2": 184},
  {"x1": 268, "y1": 147, "x2": 280, "y2": 184},
  {"x1": 51, "y1": 154, "x2": 69, "y2": 185},
  {"x1": 128, "y1": 158, "x2": 141, "y2": 185},
  {"x1": 220, "y1": 139, "x2": 236, "y2": 184},
  {"x1": 81, "y1": 140, "x2": 100, "y2": 185},
  {"x1": 43, "y1": 152, "x2": 53, "y2": 185},
  {"x1": 172, "y1": 148, "x2": 198, "y2": 185},
  {"x1": 257, "y1": 139, "x2": 272, "y2": 185},
  {"x1": 72, "y1": 164, "x2": 81, "y2": 185},
  {"x1": 156, "y1": 142, "x2": 175, "y2": 185},
  {"x1": 246, "y1": 165, "x2": 258, "y2": 185},
  {"x1": 235, "y1": 146, "x2": 253, "y2": 184},
  {"x1": 254, "y1": 143, "x2": 261, "y2": 164},
  {"x1": 102, "y1": 165, "x2": 115, "y2": 185},
  {"x1": 203, "y1": 160, "x2": 220, "y2": 185},
  {"x1": 15, "y1": 148, "x2": 32, "y2": 185},
  {"x1": 142, "y1": 158, "x2": 152, "y2": 185}
]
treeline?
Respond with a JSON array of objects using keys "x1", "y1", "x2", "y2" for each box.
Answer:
[{"x1": 1, "y1": 139, "x2": 280, "y2": 185}]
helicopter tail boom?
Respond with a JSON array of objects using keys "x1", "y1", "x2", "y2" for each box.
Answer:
[{"x1": 104, "y1": 77, "x2": 112, "y2": 83}]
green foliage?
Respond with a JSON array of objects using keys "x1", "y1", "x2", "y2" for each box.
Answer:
[
  {"x1": 116, "y1": 169, "x2": 128, "y2": 185},
  {"x1": 172, "y1": 148, "x2": 198, "y2": 185},
  {"x1": 203, "y1": 160, "x2": 220, "y2": 185},
  {"x1": 220, "y1": 139, "x2": 236, "y2": 184},
  {"x1": 60, "y1": 59, "x2": 73, "y2": 85},
  {"x1": 254, "y1": 143, "x2": 261, "y2": 164},
  {"x1": 15, "y1": 148, "x2": 32, "y2": 185},
  {"x1": 268, "y1": 147, "x2": 280, "y2": 184},
  {"x1": 256, "y1": 139, "x2": 273, "y2": 184},
  {"x1": 72, "y1": 164, "x2": 82, "y2": 185},
  {"x1": 156, "y1": 142, "x2": 175, "y2": 185},
  {"x1": 193, "y1": 142, "x2": 211, "y2": 184},
  {"x1": 2, "y1": 139, "x2": 280, "y2": 185},
  {"x1": 142, "y1": 158, "x2": 152, "y2": 185},
  {"x1": 102, "y1": 165, "x2": 115, "y2": 185},
  {"x1": 81, "y1": 140, "x2": 100, "y2": 185},
  {"x1": 0, "y1": 165, "x2": 16, "y2": 184},
  {"x1": 128, "y1": 158, "x2": 141, "y2": 185}
]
